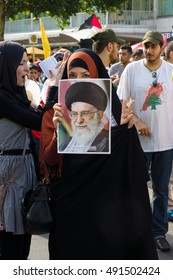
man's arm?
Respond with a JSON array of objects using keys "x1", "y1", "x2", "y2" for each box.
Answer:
[
  {"x1": 133, "y1": 114, "x2": 152, "y2": 136},
  {"x1": 120, "y1": 98, "x2": 152, "y2": 135}
]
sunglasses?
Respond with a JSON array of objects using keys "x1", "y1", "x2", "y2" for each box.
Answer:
[{"x1": 152, "y1": 71, "x2": 157, "y2": 87}]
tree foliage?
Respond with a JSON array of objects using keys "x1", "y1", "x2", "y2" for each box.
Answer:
[
  {"x1": 1, "y1": 0, "x2": 126, "y2": 40},
  {"x1": 5, "y1": 0, "x2": 125, "y2": 18}
]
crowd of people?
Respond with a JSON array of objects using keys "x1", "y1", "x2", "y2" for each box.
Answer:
[{"x1": 0, "y1": 26, "x2": 173, "y2": 260}]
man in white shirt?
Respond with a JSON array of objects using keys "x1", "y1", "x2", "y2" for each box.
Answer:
[{"x1": 117, "y1": 30, "x2": 173, "y2": 252}]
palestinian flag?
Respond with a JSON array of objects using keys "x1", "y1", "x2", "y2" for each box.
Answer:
[{"x1": 78, "y1": 14, "x2": 102, "y2": 30}]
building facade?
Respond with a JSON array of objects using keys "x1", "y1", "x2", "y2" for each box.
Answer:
[{"x1": 4, "y1": 0, "x2": 173, "y2": 48}]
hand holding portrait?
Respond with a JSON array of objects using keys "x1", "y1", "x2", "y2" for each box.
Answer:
[{"x1": 53, "y1": 103, "x2": 63, "y2": 128}]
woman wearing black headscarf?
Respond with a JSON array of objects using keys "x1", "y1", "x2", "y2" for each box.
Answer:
[
  {"x1": 40, "y1": 48, "x2": 158, "y2": 260},
  {"x1": 0, "y1": 41, "x2": 42, "y2": 259}
]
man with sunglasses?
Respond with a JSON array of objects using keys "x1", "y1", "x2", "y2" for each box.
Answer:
[{"x1": 117, "y1": 30, "x2": 173, "y2": 252}]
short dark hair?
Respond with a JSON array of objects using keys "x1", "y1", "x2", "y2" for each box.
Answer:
[
  {"x1": 119, "y1": 45, "x2": 133, "y2": 54},
  {"x1": 132, "y1": 49, "x2": 144, "y2": 58},
  {"x1": 165, "y1": 41, "x2": 173, "y2": 59},
  {"x1": 92, "y1": 40, "x2": 108, "y2": 54},
  {"x1": 29, "y1": 64, "x2": 39, "y2": 71},
  {"x1": 79, "y1": 39, "x2": 93, "y2": 49}
]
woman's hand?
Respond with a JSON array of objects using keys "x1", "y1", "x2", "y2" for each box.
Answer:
[
  {"x1": 52, "y1": 103, "x2": 63, "y2": 128},
  {"x1": 49, "y1": 51, "x2": 71, "y2": 87},
  {"x1": 120, "y1": 99, "x2": 135, "y2": 128},
  {"x1": 110, "y1": 72, "x2": 120, "y2": 87}
]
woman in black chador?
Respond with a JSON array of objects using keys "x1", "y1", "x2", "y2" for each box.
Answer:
[{"x1": 39, "y1": 48, "x2": 158, "y2": 260}]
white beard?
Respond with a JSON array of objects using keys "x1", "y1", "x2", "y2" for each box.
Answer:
[{"x1": 64, "y1": 117, "x2": 104, "y2": 153}]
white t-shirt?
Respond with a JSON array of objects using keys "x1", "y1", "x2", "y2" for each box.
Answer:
[{"x1": 117, "y1": 59, "x2": 173, "y2": 152}]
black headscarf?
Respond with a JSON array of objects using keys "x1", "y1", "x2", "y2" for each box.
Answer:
[{"x1": 0, "y1": 40, "x2": 30, "y2": 108}]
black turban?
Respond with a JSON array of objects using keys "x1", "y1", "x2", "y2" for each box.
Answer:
[{"x1": 65, "y1": 81, "x2": 107, "y2": 111}]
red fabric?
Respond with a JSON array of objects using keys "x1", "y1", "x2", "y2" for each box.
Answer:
[
  {"x1": 32, "y1": 130, "x2": 41, "y2": 139},
  {"x1": 78, "y1": 14, "x2": 102, "y2": 30},
  {"x1": 39, "y1": 108, "x2": 63, "y2": 180},
  {"x1": 163, "y1": 34, "x2": 167, "y2": 46},
  {"x1": 131, "y1": 42, "x2": 143, "y2": 52},
  {"x1": 39, "y1": 100, "x2": 45, "y2": 108},
  {"x1": 91, "y1": 14, "x2": 102, "y2": 29}
]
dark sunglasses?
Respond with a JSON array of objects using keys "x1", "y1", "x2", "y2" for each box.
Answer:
[{"x1": 152, "y1": 71, "x2": 157, "y2": 87}]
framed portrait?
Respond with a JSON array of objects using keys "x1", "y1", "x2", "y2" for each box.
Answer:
[{"x1": 57, "y1": 78, "x2": 111, "y2": 154}]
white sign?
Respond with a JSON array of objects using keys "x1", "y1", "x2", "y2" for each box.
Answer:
[
  {"x1": 29, "y1": 34, "x2": 38, "y2": 44},
  {"x1": 39, "y1": 52, "x2": 62, "y2": 79}
]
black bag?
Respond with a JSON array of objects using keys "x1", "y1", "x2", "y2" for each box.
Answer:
[{"x1": 21, "y1": 182, "x2": 53, "y2": 235}]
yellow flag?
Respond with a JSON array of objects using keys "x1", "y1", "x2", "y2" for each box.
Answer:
[{"x1": 40, "y1": 18, "x2": 51, "y2": 58}]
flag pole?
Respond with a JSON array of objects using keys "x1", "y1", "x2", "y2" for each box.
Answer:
[{"x1": 32, "y1": 43, "x2": 35, "y2": 62}]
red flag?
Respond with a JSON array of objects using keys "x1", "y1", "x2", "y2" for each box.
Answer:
[
  {"x1": 163, "y1": 34, "x2": 167, "y2": 46},
  {"x1": 78, "y1": 14, "x2": 102, "y2": 30},
  {"x1": 131, "y1": 42, "x2": 143, "y2": 52}
]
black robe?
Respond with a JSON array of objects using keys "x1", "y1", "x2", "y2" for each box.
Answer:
[{"x1": 49, "y1": 124, "x2": 158, "y2": 260}]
